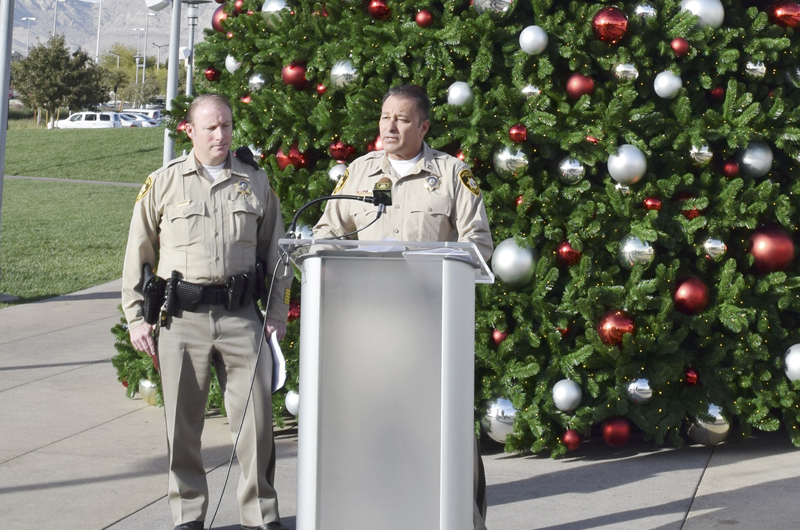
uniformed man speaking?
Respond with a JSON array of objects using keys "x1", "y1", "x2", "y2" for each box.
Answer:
[
  {"x1": 122, "y1": 93, "x2": 291, "y2": 530},
  {"x1": 314, "y1": 84, "x2": 493, "y2": 530}
]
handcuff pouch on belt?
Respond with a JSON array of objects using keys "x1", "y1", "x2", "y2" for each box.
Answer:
[{"x1": 142, "y1": 263, "x2": 165, "y2": 325}]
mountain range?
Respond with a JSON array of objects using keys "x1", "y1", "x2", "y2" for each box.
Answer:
[{"x1": 11, "y1": 0, "x2": 219, "y2": 62}]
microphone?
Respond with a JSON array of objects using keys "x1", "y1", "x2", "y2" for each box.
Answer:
[{"x1": 372, "y1": 177, "x2": 393, "y2": 219}]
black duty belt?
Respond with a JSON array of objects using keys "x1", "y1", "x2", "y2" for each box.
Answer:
[{"x1": 176, "y1": 281, "x2": 228, "y2": 310}]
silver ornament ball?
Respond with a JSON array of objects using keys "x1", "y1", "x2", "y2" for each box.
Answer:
[
  {"x1": 285, "y1": 390, "x2": 300, "y2": 416},
  {"x1": 703, "y1": 238, "x2": 727, "y2": 260},
  {"x1": 784, "y1": 66, "x2": 800, "y2": 88},
  {"x1": 486, "y1": 398, "x2": 516, "y2": 444},
  {"x1": 744, "y1": 60, "x2": 766, "y2": 81},
  {"x1": 558, "y1": 157, "x2": 585, "y2": 184},
  {"x1": 687, "y1": 403, "x2": 730, "y2": 446},
  {"x1": 472, "y1": 0, "x2": 513, "y2": 16},
  {"x1": 330, "y1": 60, "x2": 360, "y2": 92},
  {"x1": 519, "y1": 25, "x2": 548, "y2": 55},
  {"x1": 328, "y1": 163, "x2": 348, "y2": 182},
  {"x1": 249, "y1": 73, "x2": 266, "y2": 91},
  {"x1": 738, "y1": 141, "x2": 773, "y2": 177},
  {"x1": 447, "y1": 81, "x2": 474, "y2": 105},
  {"x1": 627, "y1": 378, "x2": 653, "y2": 404},
  {"x1": 261, "y1": 0, "x2": 288, "y2": 24},
  {"x1": 521, "y1": 85, "x2": 541, "y2": 98},
  {"x1": 619, "y1": 234, "x2": 655, "y2": 269},
  {"x1": 614, "y1": 63, "x2": 639, "y2": 83},
  {"x1": 784, "y1": 344, "x2": 800, "y2": 381},
  {"x1": 680, "y1": 0, "x2": 725, "y2": 28},
  {"x1": 225, "y1": 54, "x2": 241, "y2": 74},
  {"x1": 607, "y1": 144, "x2": 647, "y2": 185},
  {"x1": 635, "y1": 4, "x2": 657, "y2": 18},
  {"x1": 493, "y1": 147, "x2": 528, "y2": 177},
  {"x1": 492, "y1": 238, "x2": 537, "y2": 286},
  {"x1": 139, "y1": 379, "x2": 159, "y2": 406},
  {"x1": 552, "y1": 379, "x2": 582, "y2": 412},
  {"x1": 654, "y1": 71, "x2": 682, "y2": 99},
  {"x1": 690, "y1": 143, "x2": 713, "y2": 166}
]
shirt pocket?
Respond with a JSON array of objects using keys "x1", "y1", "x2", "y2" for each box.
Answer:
[
  {"x1": 164, "y1": 202, "x2": 206, "y2": 247},
  {"x1": 227, "y1": 199, "x2": 260, "y2": 244},
  {"x1": 409, "y1": 196, "x2": 452, "y2": 241}
]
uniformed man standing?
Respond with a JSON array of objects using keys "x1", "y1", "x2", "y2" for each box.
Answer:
[
  {"x1": 314, "y1": 84, "x2": 493, "y2": 530},
  {"x1": 122, "y1": 93, "x2": 291, "y2": 530}
]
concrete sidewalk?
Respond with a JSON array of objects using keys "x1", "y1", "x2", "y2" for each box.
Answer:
[{"x1": 1, "y1": 280, "x2": 799, "y2": 530}]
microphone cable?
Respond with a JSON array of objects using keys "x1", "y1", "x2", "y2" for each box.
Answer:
[{"x1": 207, "y1": 256, "x2": 284, "y2": 530}]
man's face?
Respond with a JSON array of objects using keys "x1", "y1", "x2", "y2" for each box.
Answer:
[
  {"x1": 186, "y1": 101, "x2": 233, "y2": 166},
  {"x1": 379, "y1": 95, "x2": 430, "y2": 160}
]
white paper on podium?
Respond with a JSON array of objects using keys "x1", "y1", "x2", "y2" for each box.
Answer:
[{"x1": 270, "y1": 332, "x2": 286, "y2": 393}]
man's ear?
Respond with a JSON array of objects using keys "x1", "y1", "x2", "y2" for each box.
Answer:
[
  {"x1": 420, "y1": 119, "x2": 430, "y2": 137},
  {"x1": 185, "y1": 122, "x2": 195, "y2": 140}
]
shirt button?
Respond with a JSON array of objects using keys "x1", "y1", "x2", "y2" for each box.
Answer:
[
  {"x1": 427, "y1": 207, "x2": 432, "y2": 212},
  {"x1": 214, "y1": 207, "x2": 219, "y2": 213},
  {"x1": 215, "y1": 257, "x2": 220, "y2": 261},
  {"x1": 393, "y1": 229, "x2": 399, "y2": 234},
  {"x1": 395, "y1": 204, "x2": 400, "y2": 209},
  {"x1": 215, "y1": 232, "x2": 219, "y2": 237}
]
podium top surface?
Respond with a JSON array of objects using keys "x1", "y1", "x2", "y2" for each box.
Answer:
[{"x1": 278, "y1": 238, "x2": 495, "y2": 284}]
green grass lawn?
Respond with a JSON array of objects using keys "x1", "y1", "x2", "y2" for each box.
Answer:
[
  {"x1": 0, "y1": 127, "x2": 166, "y2": 306},
  {"x1": 4, "y1": 127, "x2": 165, "y2": 183}
]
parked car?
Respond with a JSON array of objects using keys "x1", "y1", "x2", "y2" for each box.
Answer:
[
  {"x1": 123, "y1": 108, "x2": 162, "y2": 126},
  {"x1": 119, "y1": 113, "x2": 150, "y2": 128},
  {"x1": 56, "y1": 111, "x2": 121, "y2": 129},
  {"x1": 121, "y1": 112, "x2": 158, "y2": 127}
]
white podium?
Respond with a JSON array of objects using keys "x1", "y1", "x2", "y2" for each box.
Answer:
[{"x1": 279, "y1": 240, "x2": 493, "y2": 530}]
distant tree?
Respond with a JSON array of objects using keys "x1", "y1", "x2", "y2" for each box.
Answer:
[{"x1": 11, "y1": 35, "x2": 106, "y2": 122}]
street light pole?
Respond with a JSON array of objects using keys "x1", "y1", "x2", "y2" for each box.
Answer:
[
  {"x1": 163, "y1": 0, "x2": 181, "y2": 164},
  {"x1": 185, "y1": 4, "x2": 198, "y2": 97},
  {"x1": 153, "y1": 43, "x2": 168, "y2": 72},
  {"x1": 52, "y1": 0, "x2": 65, "y2": 36},
  {"x1": 143, "y1": 12, "x2": 155, "y2": 84},
  {"x1": 21, "y1": 17, "x2": 35, "y2": 56},
  {"x1": 0, "y1": 0, "x2": 15, "y2": 288},
  {"x1": 94, "y1": 0, "x2": 102, "y2": 63}
]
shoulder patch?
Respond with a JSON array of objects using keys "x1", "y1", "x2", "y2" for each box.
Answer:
[
  {"x1": 333, "y1": 169, "x2": 349, "y2": 195},
  {"x1": 136, "y1": 175, "x2": 153, "y2": 203},
  {"x1": 459, "y1": 169, "x2": 481, "y2": 197}
]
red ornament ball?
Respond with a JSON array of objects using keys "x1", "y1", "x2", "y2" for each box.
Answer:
[
  {"x1": 122, "y1": 379, "x2": 129, "y2": 388},
  {"x1": 597, "y1": 310, "x2": 635, "y2": 346},
  {"x1": 685, "y1": 367, "x2": 699, "y2": 386},
  {"x1": 211, "y1": 5, "x2": 228, "y2": 32},
  {"x1": 674, "y1": 276, "x2": 710, "y2": 315},
  {"x1": 316, "y1": 83, "x2": 327, "y2": 96},
  {"x1": 563, "y1": 429, "x2": 582, "y2": 451},
  {"x1": 515, "y1": 195, "x2": 525, "y2": 207},
  {"x1": 601, "y1": 417, "x2": 631, "y2": 448},
  {"x1": 281, "y1": 61, "x2": 309, "y2": 90},
  {"x1": 204, "y1": 67, "x2": 221, "y2": 82},
  {"x1": 557, "y1": 241, "x2": 581, "y2": 266},
  {"x1": 367, "y1": 0, "x2": 391, "y2": 20},
  {"x1": 276, "y1": 144, "x2": 309, "y2": 170},
  {"x1": 710, "y1": 86, "x2": 725, "y2": 100},
  {"x1": 177, "y1": 119, "x2": 187, "y2": 133},
  {"x1": 586, "y1": 135, "x2": 599, "y2": 144},
  {"x1": 770, "y1": 0, "x2": 800, "y2": 27},
  {"x1": 329, "y1": 140, "x2": 356, "y2": 162},
  {"x1": 677, "y1": 192, "x2": 702, "y2": 219},
  {"x1": 643, "y1": 197, "x2": 662, "y2": 211},
  {"x1": 288, "y1": 300, "x2": 301, "y2": 322},
  {"x1": 240, "y1": 94, "x2": 251, "y2": 104},
  {"x1": 509, "y1": 124, "x2": 528, "y2": 143},
  {"x1": 722, "y1": 159, "x2": 739, "y2": 177},
  {"x1": 566, "y1": 73, "x2": 595, "y2": 99},
  {"x1": 416, "y1": 9, "x2": 434, "y2": 27},
  {"x1": 368, "y1": 134, "x2": 383, "y2": 152},
  {"x1": 492, "y1": 328, "x2": 509, "y2": 345},
  {"x1": 234, "y1": 0, "x2": 245, "y2": 14},
  {"x1": 749, "y1": 226, "x2": 795, "y2": 273},
  {"x1": 592, "y1": 6, "x2": 628, "y2": 44},
  {"x1": 671, "y1": 37, "x2": 690, "y2": 57}
]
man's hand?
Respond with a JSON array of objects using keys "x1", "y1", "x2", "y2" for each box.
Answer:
[
  {"x1": 130, "y1": 323, "x2": 159, "y2": 370},
  {"x1": 265, "y1": 317, "x2": 287, "y2": 341}
]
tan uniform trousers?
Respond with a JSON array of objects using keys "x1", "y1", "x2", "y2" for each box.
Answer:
[{"x1": 158, "y1": 302, "x2": 278, "y2": 527}]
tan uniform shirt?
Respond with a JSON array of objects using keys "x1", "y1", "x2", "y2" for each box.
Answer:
[
  {"x1": 122, "y1": 150, "x2": 291, "y2": 329},
  {"x1": 313, "y1": 143, "x2": 493, "y2": 261}
]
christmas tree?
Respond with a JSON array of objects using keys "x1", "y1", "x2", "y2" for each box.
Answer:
[{"x1": 130, "y1": 0, "x2": 800, "y2": 457}]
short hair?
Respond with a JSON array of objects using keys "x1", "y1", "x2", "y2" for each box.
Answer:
[
  {"x1": 186, "y1": 93, "x2": 233, "y2": 125},
  {"x1": 383, "y1": 85, "x2": 431, "y2": 122}
]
